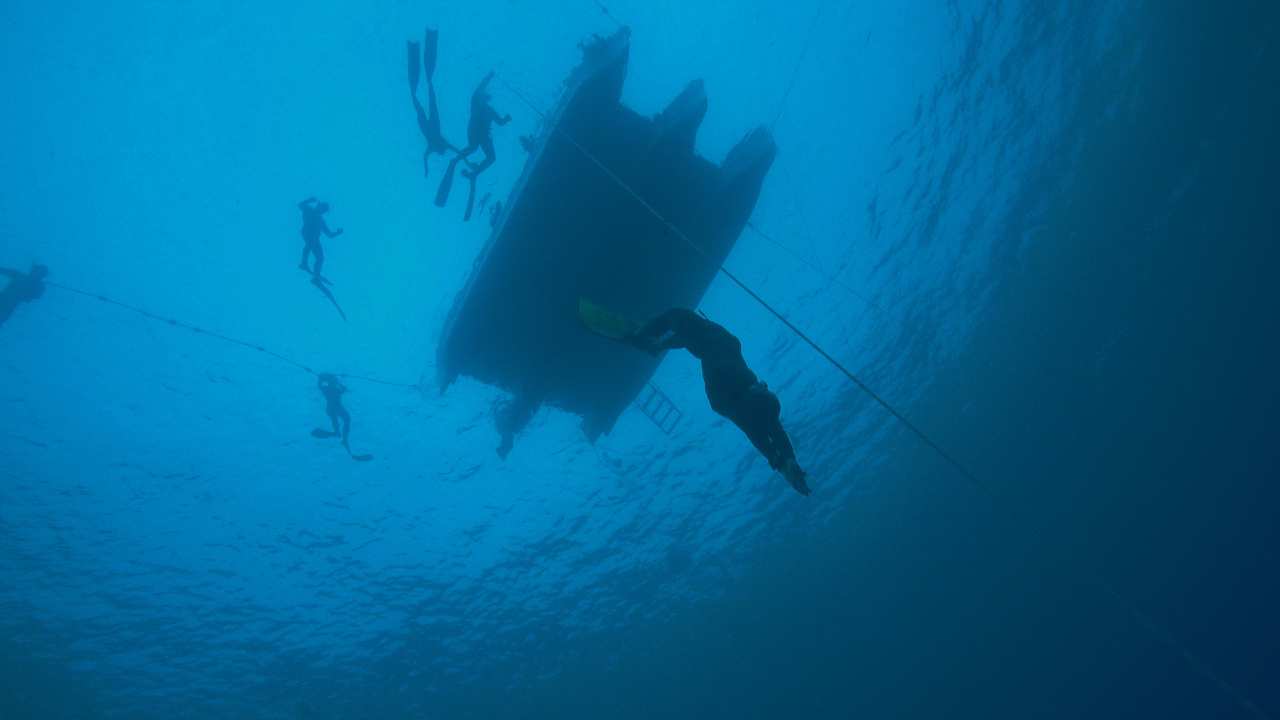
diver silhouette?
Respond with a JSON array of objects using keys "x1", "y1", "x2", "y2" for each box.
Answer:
[
  {"x1": 297, "y1": 197, "x2": 344, "y2": 281},
  {"x1": 627, "y1": 308, "x2": 809, "y2": 495},
  {"x1": 407, "y1": 27, "x2": 458, "y2": 178},
  {"x1": 459, "y1": 72, "x2": 511, "y2": 180},
  {"x1": 0, "y1": 263, "x2": 48, "y2": 329},
  {"x1": 435, "y1": 71, "x2": 511, "y2": 216},
  {"x1": 311, "y1": 373, "x2": 373, "y2": 462}
]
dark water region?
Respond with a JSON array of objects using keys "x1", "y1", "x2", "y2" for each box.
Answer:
[{"x1": 1, "y1": 0, "x2": 1276, "y2": 718}]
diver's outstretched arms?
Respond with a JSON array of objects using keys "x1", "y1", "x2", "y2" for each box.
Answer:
[
  {"x1": 782, "y1": 459, "x2": 811, "y2": 496},
  {"x1": 298, "y1": 196, "x2": 317, "y2": 209}
]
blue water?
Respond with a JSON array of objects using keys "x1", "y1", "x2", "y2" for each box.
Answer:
[{"x1": 2, "y1": 1, "x2": 1277, "y2": 718}]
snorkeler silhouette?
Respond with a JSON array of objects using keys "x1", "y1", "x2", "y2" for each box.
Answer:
[
  {"x1": 297, "y1": 197, "x2": 349, "y2": 320},
  {"x1": 0, "y1": 263, "x2": 48, "y2": 330},
  {"x1": 600, "y1": 306, "x2": 810, "y2": 495},
  {"x1": 435, "y1": 71, "x2": 511, "y2": 218},
  {"x1": 311, "y1": 373, "x2": 373, "y2": 462},
  {"x1": 297, "y1": 197, "x2": 344, "y2": 280},
  {"x1": 408, "y1": 27, "x2": 458, "y2": 179}
]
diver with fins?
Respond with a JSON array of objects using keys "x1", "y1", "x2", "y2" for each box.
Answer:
[
  {"x1": 407, "y1": 27, "x2": 458, "y2": 179},
  {"x1": 297, "y1": 197, "x2": 344, "y2": 281},
  {"x1": 581, "y1": 301, "x2": 810, "y2": 495},
  {"x1": 296, "y1": 197, "x2": 349, "y2": 321},
  {"x1": 436, "y1": 71, "x2": 511, "y2": 219},
  {"x1": 311, "y1": 373, "x2": 374, "y2": 462},
  {"x1": 0, "y1": 263, "x2": 49, "y2": 330}
]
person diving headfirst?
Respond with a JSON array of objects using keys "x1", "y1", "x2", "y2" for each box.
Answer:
[
  {"x1": 407, "y1": 27, "x2": 458, "y2": 178},
  {"x1": 311, "y1": 373, "x2": 373, "y2": 462},
  {"x1": 585, "y1": 303, "x2": 810, "y2": 495}
]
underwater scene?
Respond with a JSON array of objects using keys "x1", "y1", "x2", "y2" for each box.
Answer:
[{"x1": 1, "y1": 0, "x2": 1277, "y2": 717}]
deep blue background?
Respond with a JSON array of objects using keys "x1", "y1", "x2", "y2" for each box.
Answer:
[{"x1": 1, "y1": 1, "x2": 1276, "y2": 718}]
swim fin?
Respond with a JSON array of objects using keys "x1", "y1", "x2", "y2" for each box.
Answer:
[
  {"x1": 578, "y1": 298, "x2": 640, "y2": 340},
  {"x1": 311, "y1": 429, "x2": 338, "y2": 439},
  {"x1": 350, "y1": 452, "x2": 375, "y2": 462},
  {"x1": 311, "y1": 277, "x2": 348, "y2": 322},
  {"x1": 463, "y1": 173, "x2": 478, "y2": 221},
  {"x1": 407, "y1": 41, "x2": 421, "y2": 94},
  {"x1": 435, "y1": 155, "x2": 461, "y2": 207},
  {"x1": 423, "y1": 27, "x2": 439, "y2": 82}
]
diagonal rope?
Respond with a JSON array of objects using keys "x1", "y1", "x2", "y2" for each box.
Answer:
[
  {"x1": 772, "y1": 0, "x2": 830, "y2": 130},
  {"x1": 745, "y1": 220, "x2": 883, "y2": 312},
  {"x1": 44, "y1": 280, "x2": 419, "y2": 390}
]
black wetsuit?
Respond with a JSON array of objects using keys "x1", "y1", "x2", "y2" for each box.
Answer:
[
  {"x1": 457, "y1": 75, "x2": 510, "y2": 179},
  {"x1": 0, "y1": 267, "x2": 46, "y2": 328},
  {"x1": 633, "y1": 309, "x2": 797, "y2": 470},
  {"x1": 317, "y1": 374, "x2": 351, "y2": 447},
  {"x1": 298, "y1": 199, "x2": 340, "y2": 278},
  {"x1": 409, "y1": 29, "x2": 456, "y2": 177}
]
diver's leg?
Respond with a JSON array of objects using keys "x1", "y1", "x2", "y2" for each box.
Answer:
[
  {"x1": 426, "y1": 82, "x2": 456, "y2": 152},
  {"x1": 631, "y1": 308, "x2": 686, "y2": 349},
  {"x1": 464, "y1": 138, "x2": 496, "y2": 178},
  {"x1": 312, "y1": 243, "x2": 325, "y2": 278},
  {"x1": 412, "y1": 94, "x2": 431, "y2": 139},
  {"x1": 329, "y1": 411, "x2": 341, "y2": 436},
  {"x1": 339, "y1": 409, "x2": 351, "y2": 448},
  {"x1": 299, "y1": 243, "x2": 311, "y2": 271}
]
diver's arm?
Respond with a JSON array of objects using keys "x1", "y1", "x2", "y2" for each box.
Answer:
[
  {"x1": 0, "y1": 268, "x2": 19, "y2": 279},
  {"x1": 298, "y1": 197, "x2": 317, "y2": 209},
  {"x1": 495, "y1": 112, "x2": 512, "y2": 126},
  {"x1": 324, "y1": 226, "x2": 344, "y2": 238}
]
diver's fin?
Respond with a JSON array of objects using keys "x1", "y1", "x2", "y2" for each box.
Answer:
[
  {"x1": 350, "y1": 453, "x2": 375, "y2": 462},
  {"x1": 578, "y1": 298, "x2": 639, "y2": 340},
  {"x1": 407, "y1": 41, "x2": 421, "y2": 93},
  {"x1": 311, "y1": 429, "x2": 338, "y2": 439},
  {"x1": 312, "y1": 277, "x2": 348, "y2": 322},
  {"x1": 423, "y1": 28, "x2": 439, "y2": 82},
  {"x1": 463, "y1": 174, "x2": 478, "y2": 221},
  {"x1": 435, "y1": 155, "x2": 461, "y2": 207}
]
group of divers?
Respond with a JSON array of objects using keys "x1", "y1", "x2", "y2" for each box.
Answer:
[{"x1": 1, "y1": 28, "x2": 811, "y2": 496}]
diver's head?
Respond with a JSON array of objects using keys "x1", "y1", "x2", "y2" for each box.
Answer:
[
  {"x1": 316, "y1": 202, "x2": 330, "y2": 214},
  {"x1": 30, "y1": 264, "x2": 49, "y2": 279}
]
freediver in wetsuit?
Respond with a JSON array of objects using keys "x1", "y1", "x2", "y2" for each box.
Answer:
[
  {"x1": 297, "y1": 197, "x2": 344, "y2": 280},
  {"x1": 408, "y1": 27, "x2": 457, "y2": 178},
  {"x1": 434, "y1": 72, "x2": 511, "y2": 216},
  {"x1": 628, "y1": 308, "x2": 810, "y2": 495},
  {"x1": 312, "y1": 373, "x2": 372, "y2": 461},
  {"x1": 0, "y1": 264, "x2": 48, "y2": 329},
  {"x1": 458, "y1": 71, "x2": 511, "y2": 180}
]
